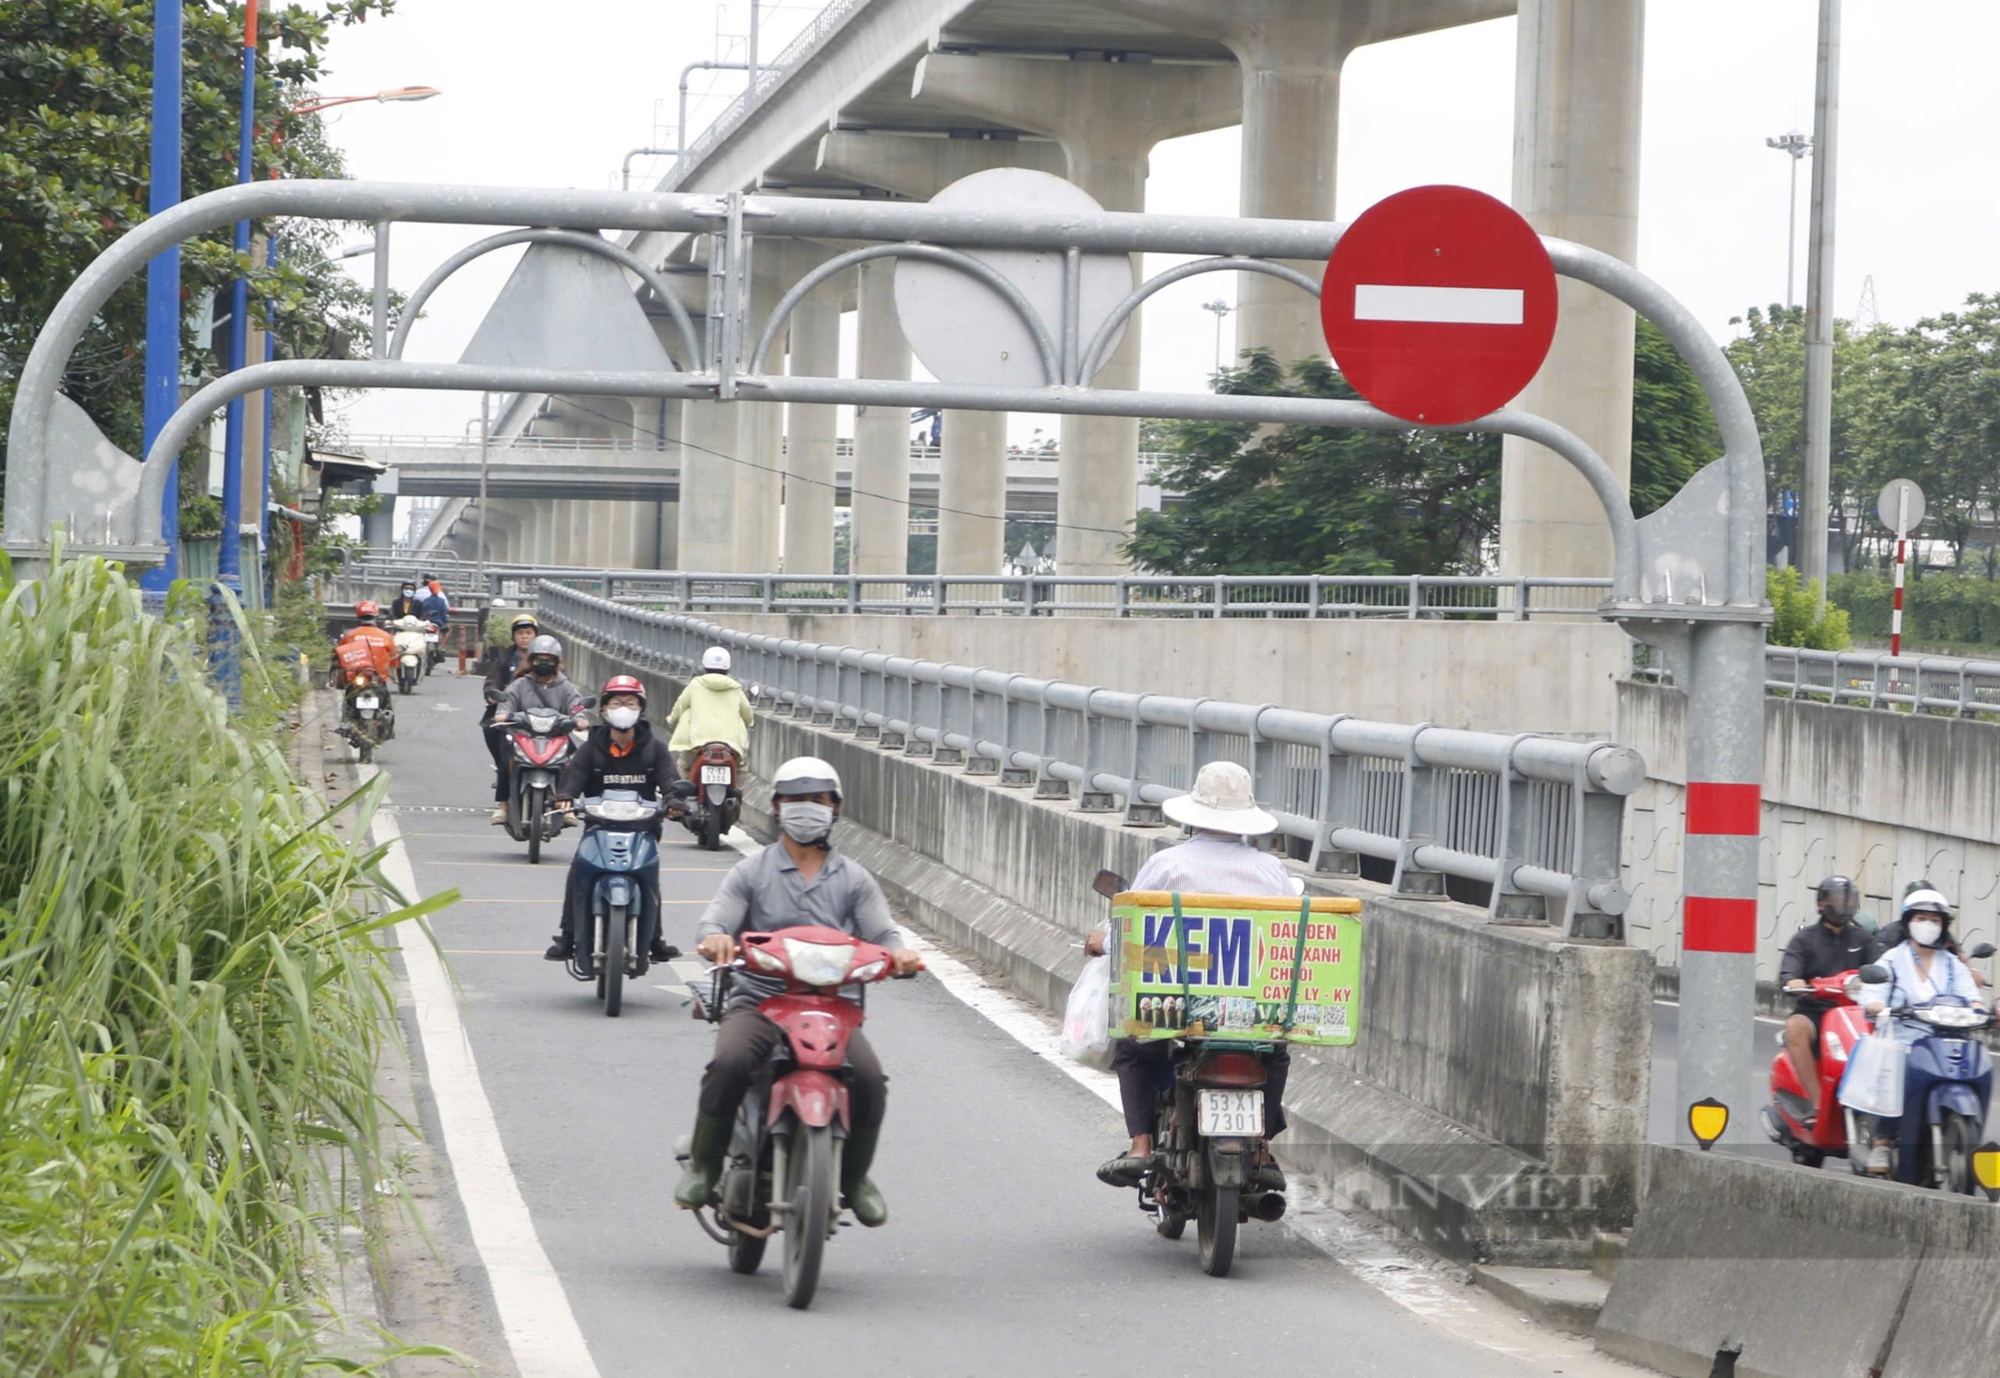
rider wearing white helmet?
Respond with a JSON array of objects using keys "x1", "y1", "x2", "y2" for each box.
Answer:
[
  {"x1": 665, "y1": 645, "x2": 753, "y2": 776},
  {"x1": 674, "y1": 756, "x2": 923, "y2": 1227}
]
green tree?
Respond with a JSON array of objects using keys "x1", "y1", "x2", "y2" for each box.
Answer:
[
  {"x1": 0, "y1": 0, "x2": 394, "y2": 502},
  {"x1": 1630, "y1": 316, "x2": 1719, "y2": 517}
]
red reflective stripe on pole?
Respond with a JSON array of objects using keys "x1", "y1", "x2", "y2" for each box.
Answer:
[
  {"x1": 245, "y1": 0, "x2": 258, "y2": 47},
  {"x1": 1686, "y1": 781, "x2": 1761, "y2": 835},
  {"x1": 1892, "y1": 537, "x2": 1906, "y2": 658},
  {"x1": 1684, "y1": 896, "x2": 1757, "y2": 953}
]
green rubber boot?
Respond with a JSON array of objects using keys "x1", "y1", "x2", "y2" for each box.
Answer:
[
  {"x1": 841, "y1": 1124, "x2": 888, "y2": 1227},
  {"x1": 673, "y1": 1113, "x2": 731, "y2": 1211}
]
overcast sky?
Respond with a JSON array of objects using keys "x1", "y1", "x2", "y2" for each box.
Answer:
[{"x1": 315, "y1": 0, "x2": 2000, "y2": 442}]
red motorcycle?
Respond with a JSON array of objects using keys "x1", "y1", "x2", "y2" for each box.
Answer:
[
  {"x1": 674, "y1": 741, "x2": 744, "y2": 851},
  {"x1": 490, "y1": 705, "x2": 587, "y2": 864},
  {"x1": 1762, "y1": 967, "x2": 1873, "y2": 1167},
  {"x1": 683, "y1": 926, "x2": 913, "y2": 1309}
]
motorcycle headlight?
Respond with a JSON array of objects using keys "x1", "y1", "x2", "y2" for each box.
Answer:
[
  {"x1": 527, "y1": 713, "x2": 557, "y2": 733},
  {"x1": 586, "y1": 799, "x2": 654, "y2": 823},
  {"x1": 745, "y1": 943, "x2": 788, "y2": 975},
  {"x1": 1923, "y1": 1005, "x2": 1985, "y2": 1029},
  {"x1": 782, "y1": 938, "x2": 855, "y2": 988},
  {"x1": 848, "y1": 959, "x2": 887, "y2": 983}
]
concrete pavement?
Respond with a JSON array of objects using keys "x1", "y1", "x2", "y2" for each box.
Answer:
[{"x1": 364, "y1": 669, "x2": 1663, "y2": 1376}]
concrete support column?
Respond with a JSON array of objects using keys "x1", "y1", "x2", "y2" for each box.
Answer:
[
  {"x1": 1498, "y1": 0, "x2": 1643, "y2": 583},
  {"x1": 912, "y1": 54, "x2": 1239, "y2": 576},
  {"x1": 567, "y1": 501, "x2": 591, "y2": 570},
  {"x1": 937, "y1": 410, "x2": 1008, "y2": 576},
  {"x1": 735, "y1": 275, "x2": 787, "y2": 572},
  {"x1": 677, "y1": 400, "x2": 739, "y2": 571},
  {"x1": 362, "y1": 492, "x2": 396, "y2": 554},
  {"x1": 850, "y1": 258, "x2": 911, "y2": 576},
  {"x1": 784, "y1": 287, "x2": 842, "y2": 575}
]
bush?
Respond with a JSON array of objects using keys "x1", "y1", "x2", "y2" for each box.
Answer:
[
  {"x1": 0, "y1": 555, "x2": 447, "y2": 1372},
  {"x1": 1828, "y1": 571, "x2": 2000, "y2": 651},
  {"x1": 1767, "y1": 566, "x2": 1851, "y2": 649}
]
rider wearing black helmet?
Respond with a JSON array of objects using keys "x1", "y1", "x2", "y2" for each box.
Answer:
[{"x1": 1777, "y1": 875, "x2": 1884, "y2": 1120}]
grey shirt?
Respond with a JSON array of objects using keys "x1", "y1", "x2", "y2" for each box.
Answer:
[
  {"x1": 496, "y1": 671, "x2": 586, "y2": 718},
  {"x1": 698, "y1": 844, "x2": 908, "y2": 1010}
]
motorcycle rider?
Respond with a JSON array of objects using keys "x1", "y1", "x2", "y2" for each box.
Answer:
[
  {"x1": 482, "y1": 613, "x2": 542, "y2": 823},
  {"x1": 544, "y1": 675, "x2": 681, "y2": 969},
  {"x1": 1856, "y1": 889, "x2": 1995, "y2": 1176},
  {"x1": 1876, "y1": 879, "x2": 1989, "y2": 986},
  {"x1": 388, "y1": 579, "x2": 425, "y2": 622},
  {"x1": 488, "y1": 635, "x2": 589, "y2": 825},
  {"x1": 332, "y1": 601, "x2": 398, "y2": 687},
  {"x1": 1083, "y1": 760, "x2": 1296, "y2": 1192},
  {"x1": 674, "y1": 757, "x2": 922, "y2": 1227},
  {"x1": 1778, "y1": 875, "x2": 1883, "y2": 1125},
  {"x1": 665, "y1": 646, "x2": 754, "y2": 779}
]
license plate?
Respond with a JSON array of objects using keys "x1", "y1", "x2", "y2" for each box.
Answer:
[
  {"x1": 1197, "y1": 1089, "x2": 1263, "y2": 1137},
  {"x1": 356, "y1": 695, "x2": 379, "y2": 709},
  {"x1": 424, "y1": 633, "x2": 439, "y2": 643},
  {"x1": 701, "y1": 766, "x2": 731, "y2": 783}
]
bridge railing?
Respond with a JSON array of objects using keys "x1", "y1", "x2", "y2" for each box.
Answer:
[
  {"x1": 533, "y1": 581, "x2": 1643, "y2": 938},
  {"x1": 1760, "y1": 646, "x2": 2000, "y2": 720}
]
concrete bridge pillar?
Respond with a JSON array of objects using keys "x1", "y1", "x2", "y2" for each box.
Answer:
[
  {"x1": 677, "y1": 399, "x2": 739, "y2": 572},
  {"x1": 912, "y1": 53, "x2": 1239, "y2": 577},
  {"x1": 1499, "y1": 0, "x2": 1644, "y2": 584},
  {"x1": 736, "y1": 273, "x2": 788, "y2": 572},
  {"x1": 937, "y1": 411, "x2": 1007, "y2": 577},
  {"x1": 850, "y1": 259, "x2": 911, "y2": 576},
  {"x1": 784, "y1": 281, "x2": 843, "y2": 576}
]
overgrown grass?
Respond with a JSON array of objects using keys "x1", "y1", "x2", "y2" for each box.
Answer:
[{"x1": 0, "y1": 555, "x2": 450, "y2": 1374}]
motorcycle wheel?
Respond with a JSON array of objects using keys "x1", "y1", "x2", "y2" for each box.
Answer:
[
  {"x1": 781, "y1": 1124, "x2": 832, "y2": 1310},
  {"x1": 358, "y1": 740, "x2": 374, "y2": 765},
  {"x1": 527, "y1": 791, "x2": 544, "y2": 865},
  {"x1": 1197, "y1": 1182, "x2": 1238, "y2": 1278},
  {"x1": 1940, "y1": 1109, "x2": 1977, "y2": 1194},
  {"x1": 603, "y1": 904, "x2": 626, "y2": 1018},
  {"x1": 701, "y1": 806, "x2": 723, "y2": 852},
  {"x1": 728, "y1": 1225, "x2": 768, "y2": 1275}
]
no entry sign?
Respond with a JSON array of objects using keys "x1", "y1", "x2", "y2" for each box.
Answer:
[{"x1": 1320, "y1": 185, "x2": 1558, "y2": 426}]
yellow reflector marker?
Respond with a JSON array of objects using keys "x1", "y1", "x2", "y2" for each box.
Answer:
[
  {"x1": 1688, "y1": 1097, "x2": 1729, "y2": 1150},
  {"x1": 1973, "y1": 1143, "x2": 2000, "y2": 1195}
]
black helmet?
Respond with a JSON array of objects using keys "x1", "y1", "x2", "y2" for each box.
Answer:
[{"x1": 1814, "y1": 875, "x2": 1859, "y2": 925}]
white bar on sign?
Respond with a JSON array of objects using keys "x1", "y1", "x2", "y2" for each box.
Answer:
[{"x1": 1354, "y1": 284, "x2": 1524, "y2": 326}]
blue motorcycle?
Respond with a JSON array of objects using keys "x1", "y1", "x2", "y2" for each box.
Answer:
[
  {"x1": 1852, "y1": 955, "x2": 1996, "y2": 1192},
  {"x1": 569, "y1": 791, "x2": 663, "y2": 1018}
]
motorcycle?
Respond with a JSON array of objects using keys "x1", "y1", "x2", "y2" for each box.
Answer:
[
  {"x1": 1762, "y1": 966, "x2": 1875, "y2": 1167},
  {"x1": 424, "y1": 623, "x2": 443, "y2": 672},
  {"x1": 680, "y1": 927, "x2": 913, "y2": 1309},
  {"x1": 1093, "y1": 869, "x2": 1286, "y2": 1279},
  {"x1": 339, "y1": 669, "x2": 393, "y2": 763},
  {"x1": 389, "y1": 616, "x2": 429, "y2": 696},
  {"x1": 491, "y1": 702, "x2": 591, "y2": 864},
  {"x1": 564, "y1": 790, "x2": 663, "y2": 1017},
  {"x1": 1850, "y1": 949, "x2": 1996, "y2": 1192},
  {"x1": 675, "y1": 741, "x2": 744, "y2": 851}
]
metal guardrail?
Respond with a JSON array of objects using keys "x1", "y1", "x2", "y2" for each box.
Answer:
[
  {"x1": 533, "y1": 581, "x2": 1643, "y2": 938},
  {"x1": 1761, "y1": 646, "x2": 2000, "y2": 720}
]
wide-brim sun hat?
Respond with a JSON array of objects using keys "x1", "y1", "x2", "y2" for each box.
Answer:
[{"x1": 1162, "y1": 760, "x2": 1277, "y2": 836}]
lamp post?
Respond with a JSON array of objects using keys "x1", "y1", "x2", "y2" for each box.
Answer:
[
  {"x1": 1800, "y1": 0, "x2": 1842, "y2": 604},
  {"x1": 1202, "y1": 299, "x2": 1233, "y2": 374},
  {"x1": 1765, "y1": 130, "x2": 1810, "y2": 311}
]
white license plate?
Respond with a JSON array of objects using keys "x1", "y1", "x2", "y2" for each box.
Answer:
[
  {"x1": 356, "y1": 695, "x2": 379, "y2": 709},
  {"x1": 1197, "y1": 1089, "x2": 1263, "y2": 1137},
  {"x1": 424, "y1": 633, "x2": 439, "y2": 643},
  {"x1": 701, "y1": 766, "x2": 731, "y2": 784}
]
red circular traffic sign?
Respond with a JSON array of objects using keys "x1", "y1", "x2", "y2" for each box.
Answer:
[{"x1": 1319, "y1": 185, "x2": 1558, "y2": 426}]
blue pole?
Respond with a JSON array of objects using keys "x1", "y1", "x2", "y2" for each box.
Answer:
[
  {"x1": 261, "y1": 232, "x2": 276, "y2": 597},
  {"x1": 219, "y1": 17, "x2": 257, "y2": 588},
  {"x1": 139, "y1": 0, "x2": 183, "y2": 592}
]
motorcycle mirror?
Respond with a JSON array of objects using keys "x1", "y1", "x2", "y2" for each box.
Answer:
[
  {"x1": 580, "y1": 696, "x2": 598, "y2": 709},
  {"x1": 1091, "y1": 869, "x2": 1127, "y2": 900},
  {"x1": 1972, "y1": 943, "x2": 1997, "y2": 960},
  {"x1": 1857, "y1": 963, "x2": 1890, "y2": 984}
]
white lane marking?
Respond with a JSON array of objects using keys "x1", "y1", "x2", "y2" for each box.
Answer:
[
  {"x1": 1354, "y1": 283, "x2": 1523, "y2": 325},
  {"x1": 371, "y1": 789, "x2": 603, "y2": 1378}
]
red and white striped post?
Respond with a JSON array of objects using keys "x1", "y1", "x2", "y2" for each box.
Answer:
[
  {"x1": 1878, "y1": 479, "x2": 1924, "y2": 698},
  {"x1": 1891, "y1": 534, "x2": 1906, "y2": 659}
]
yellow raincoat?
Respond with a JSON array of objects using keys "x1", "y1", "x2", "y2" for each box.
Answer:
[{"x1": 666, "y1": 673, "x2": 754, "y2": 754}]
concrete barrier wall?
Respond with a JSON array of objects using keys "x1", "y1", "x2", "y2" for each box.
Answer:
[
  {"x1": 568, "y1": 634, "x2": 1653, "y2": 1265},
  {"x1": 1598, "y1": 1145, "x2": 2000, "y2": 1378},
  {"x1": 691, "y1": 613, "x2": 1634, "y2": 737},
  {"x1": 1620, "y1": 681, "x2": 2000, "y2": 983}
]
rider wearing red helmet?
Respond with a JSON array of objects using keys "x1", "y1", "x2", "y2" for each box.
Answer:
[
  {"x1": 545, "y1": 674, "x2": 683, "y2": 968},
  {"x1": 332, "y1": 601, "x2": 397, "y2": 684}
]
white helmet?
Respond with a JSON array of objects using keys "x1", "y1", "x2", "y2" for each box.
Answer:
[
  {"x1": 772, "y1": 755, "x2": 842, "y2": 802},
  {"x1": 702, "y1": 646, "x2": 732, "y2": 673}
]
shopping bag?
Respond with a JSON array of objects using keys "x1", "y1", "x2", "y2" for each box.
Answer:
[
  {"x1": 1837, "y1": 1023, "x2": 1907, "y2": 1118},
  {"x1": 1060, "y1": 954, "x2": 1113, "y2": 1069}
]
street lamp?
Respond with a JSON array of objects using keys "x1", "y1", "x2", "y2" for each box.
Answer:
[
  {"x1": 1201, "y1": 299, "x2": 1234, "y2": 374},
  {"x1": 1765, "y1": 130, "x2": 1811, "y2": 311},
  {"x1": 291, "y1": 85, "x2": 441, "y2": 116}
]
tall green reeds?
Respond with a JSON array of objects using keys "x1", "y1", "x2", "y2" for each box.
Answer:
[{"x1": 0, "y1": 557, "x2": 441, "y2": 1374}]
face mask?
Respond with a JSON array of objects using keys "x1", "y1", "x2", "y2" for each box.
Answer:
[
  {"x1": 531, "y1": 660, "x2": 557, "y2": 680},
  {"x1": 1820, "y1": 907, "x2": 1850, "y2": 929},
  {"x1": 605, "y1": 706, "x2": 641, "y2": 730},
  {"x1": 1910, "y1": 918, "x2": 1944, "y2": 948},
  {"x1": 778, "y1": 800, "x2": 835, "y2": 846},
  {"x1": 401, "y1": 588, "x2": 414, "y2": 598}
]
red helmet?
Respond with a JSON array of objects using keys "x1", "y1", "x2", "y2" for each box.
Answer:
[
  {"x1": 354, "y1": 600, "x2": 380, "y2": 618},
  {"x1": 601, "y1": 674, "x2": 646, "y2": 710}
]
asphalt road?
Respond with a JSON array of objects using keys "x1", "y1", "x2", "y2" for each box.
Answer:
[{"x1": 373, "y1": 671, "x2": 1664, "y2": 1376}]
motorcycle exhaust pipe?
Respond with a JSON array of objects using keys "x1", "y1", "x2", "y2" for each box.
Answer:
[{"x1": 1251, "y1": 1191, "x2": 1286, "y2": 1223}]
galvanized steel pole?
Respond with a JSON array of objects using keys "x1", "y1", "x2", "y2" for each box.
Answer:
[{"x1": 1800, "y1": 0, "x2": 1841, "y2": 604}]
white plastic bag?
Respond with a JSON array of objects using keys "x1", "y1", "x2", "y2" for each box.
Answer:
[
  {"x1": 1060, "y1": 955, "x2": 1113, "y2": 1069},
  {"x1": 1838, "y1": 1021, "x2": 1907, "y2": 1118}
]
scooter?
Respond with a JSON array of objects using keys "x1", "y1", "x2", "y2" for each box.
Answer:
[
  {"x1": 1762, "y1": 967, "x2": 1874, "y2": 1167},
  {"x1": 423, "y1": 622, "x2": 443, "y2": 673},
  {"x1": 389, "y1": 616, "x2": 429, "y2": 696},
  {"x1": 491, "y1": 703, "x2": 590, "y2": 864},
  {"x1": 1092, "y1": 870, "x2": 1287, "y2": 1279},
  {"x1": 564, "y1": 790, "x2": 663, "y2": 1018},
  {"x1": 673, "y1": 741, "x2": 743, "y2": 851},
  {"x1": 681, "y1": 927, "x2": 917, "y2": 1310},
  {"x1": 1853, "y1": 948, "x2": 1996, "y2": 1192},
  {"x1": 339, "y1": 669, "x2": 394, "y2": 763}
]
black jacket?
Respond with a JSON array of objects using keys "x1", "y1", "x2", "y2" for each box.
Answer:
[
  {"x1": 1778, "y1": 920, "x2": 1884, "y2": 1003},
  {"x1": 481, "y1": 646, "x2": 528, "y2": 721},
  {"x1": 558, "y1": 719, "x2": 678, "y2": 802},
  {"x1": 388, "y1": 594, "x2": 425, "y2": 621}
]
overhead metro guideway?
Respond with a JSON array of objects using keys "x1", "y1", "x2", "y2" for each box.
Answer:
[{"x1": 364, "y1": 669, "x2": 1644, "y2": 1375}]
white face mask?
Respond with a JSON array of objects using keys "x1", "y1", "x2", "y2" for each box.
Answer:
[
  {"x1": 778, "y1": 800, "x2": 835, "y2": 846},
  {"x1": 604, "y1": 706, "x2": 641, "y2": 730},
  {"x1": 1909, "y1": 918, "x2": 1944, "y2": 948}
]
